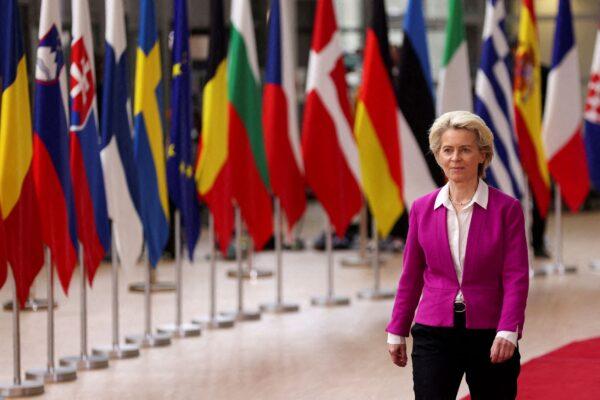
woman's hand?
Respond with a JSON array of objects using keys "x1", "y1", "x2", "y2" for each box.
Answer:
[
  {"x1": 490, "y1": 337, "x2": 515, "y2": 363},
  {"x1": 388, "y1": 343, "x2": 408, "y2": 367}
]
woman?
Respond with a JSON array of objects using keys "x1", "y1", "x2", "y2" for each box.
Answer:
[{"x1": 387, "y1": 111, "x2": 529, "y2": 399}]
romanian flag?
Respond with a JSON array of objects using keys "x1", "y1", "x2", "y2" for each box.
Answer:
[
  {"x1": 354, "y1": 0, "x2": 403, "y2": 237},
  {"x1": 0, "y1": 221, "x2": 5, "y2": 289},
  {"x1": 514, "y1": 0, "x2": 551, "y2": 217},
  {"x1": 195, "y1": 0, "x2": 233, "y2": 255},
  {"x1": 228, "y1": 0, "x2": 273, "y2": 250},
  {"x1": 0, "y1": 0, "x2": 45, "y2": 304},
  {"x1": 134, "y1": 0, "x2": 170, "y2": 267},
  {"x1": 33, "y1": 0, "x2": 79, "y2": 293}
]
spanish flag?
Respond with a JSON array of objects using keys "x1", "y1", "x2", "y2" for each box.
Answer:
[
  {"x1": 354, "y1": 0, "x2": 403, "y2": 237},
  {"x1": 0, "y1": 0, "x2": 44, "y2": 305},
  {"x1": 195, "y1": 0, "x2": 234, "y2": 254},
  {"x1": 514, "y1": 0, "x2": 551, "y2": 216}
]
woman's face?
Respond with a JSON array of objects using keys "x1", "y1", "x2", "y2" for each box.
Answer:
[{"x1": 436, "y1": 128, "x2": 485, "y2": 184}]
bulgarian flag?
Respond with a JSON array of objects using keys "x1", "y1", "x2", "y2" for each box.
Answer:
[
  {"x1": 514, "y1": 0, "x2": 551, "y2": 217},
  {"x1": 228, "y1": 0, "x2": 273, "y2": 250},
  {"x1": 436, "y1": 0, "x2": 472, "y2": 115}
]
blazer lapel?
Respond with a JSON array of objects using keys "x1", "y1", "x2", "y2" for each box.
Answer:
[
  {"x1": 463, "y1": 204, "x2": 486, "y2": 280},
  {"x1": 435, "y1": 206, "x2": 460, "y2": 286}
]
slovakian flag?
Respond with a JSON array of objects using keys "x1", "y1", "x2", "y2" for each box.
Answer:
[
  {"x1": 475, "y1": 0, "x2": 524, "y2": 200},
  {"x1": 263, "y1": 0, "x2": 306, "y2": 231},
  {"x1": 514, "y1": 0, "x2": 551, "y2": 217},
  {"x1": 33, "y1": 0, "x2": 79, "y2": 293},
  {"x1": 354, "y1": 0, "x2": 403, "y2": 238},
  {"x1": 585, "y1": 28, "x2": 600, "y2": 191},
  {"x1": 301, "y1": 0, "x2": 362, "y2": 237},
  {"x1": 228, "y1": 0, "x2": 273, "y2": 250},
  {"x1": 396, "y1": 0, "x2": 442, "y2": 208},
  {"x1": 542, "y1": 0, "x2": 590, "y2": 211},
  {"x1": 195, "y1": 0, "x2": 233, "y2": 255},
  {"x1": 0, "y1": 0, "x2": 45, "y2": 305},
  {"x1": 134, "y1": 0, "x2": 170, "y2": 267},
  {"x1": 100, "y1": 0, "x2": 144, "y2": 270},
  {"x1": 70, "y1": 0, "x2": 110, "y2": 283},
  {"x1": 167, "y1": 0, "x2": 201, "y2": 260}
]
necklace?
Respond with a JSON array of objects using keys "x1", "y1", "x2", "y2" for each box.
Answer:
[{"x1": 449, "y1": 192, "x2": 474, "y2": 206}]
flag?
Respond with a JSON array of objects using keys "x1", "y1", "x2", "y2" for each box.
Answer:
[
  {"x1": 585, "y1": 28, "x2": 600, "y2": 191},
  {"x1": 195, "y1": 0, "x2": 233, "y2": 254},
  {"x1": 437, "y1": 0, "x2": 472, "y2": 115},
  {"x1": 514, "y1": 0, "x2": 551, "y2": 216},
  {"x1": 0, "y1": 0, "x2": 45, "y2": 304},
  {"x1": 33, "y1": 0, "x2": 79, "y2": 293},
  {"x1": 0, "y1": 221, "x2": 6, "y2": 289},
  {"x1": 134, "y1": 0, "x2": 170, "y2": 267},
  {"x1": 100, "y1": 0, "x2": 144, "y2": 270},
  {"x1": 354, "y1": 0, "x2": 403, "y2": 237},
  {"x1": 70, "y1": 0, "x2": 110, "y2": 283},
  {"x1": 263, "y1": 0, "x2": 306, "y2": 231},
  {"x1": 396, "y1": 0, "x2": 442, "y2": 208},
  {"x1": 542, "y1": 0, "x2": 589, "y2": 211},
  {"x1": 228, "y1": 0, "x2": 273, "y2": 250},
  {"x1": 474, "y1": 0, "x2": 524, "y2": 199},
  {"x1": 301, "y1": 0, "x2": 362, "y2": 237}
]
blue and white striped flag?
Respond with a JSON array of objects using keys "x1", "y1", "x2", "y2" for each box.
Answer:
[
  {"x1": 474, "y1": 0, "x2": 524, "y2": 199},
  {"x1": 100, "y1": 0, "x2": 143, "y2": 268}
]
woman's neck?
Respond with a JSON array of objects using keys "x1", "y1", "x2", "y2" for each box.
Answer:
[{"x1": 448, "y1": 178, "x2": 479, "y2": 204}]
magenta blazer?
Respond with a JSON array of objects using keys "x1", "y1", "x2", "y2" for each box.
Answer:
[{"x1": 387, "y1": 186, "x2": 529, "y2": 338}]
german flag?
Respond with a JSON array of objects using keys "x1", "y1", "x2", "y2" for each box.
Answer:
[
  {"x1": 354, "y1": 0, "x2": 403, "y2": 237},
  {"x1": 195, "y1": 0, "x2": 234, "y2": 254},
  {"x1": 0, "y1": 0, "x2": 45, "y2": 305}
]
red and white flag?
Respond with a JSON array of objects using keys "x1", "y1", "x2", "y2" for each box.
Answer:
[
  {"x1": 542, "y1": 0, "x2": 590, "y2": 211},
  {"x1": 301, "y1": 0, "x2": 362, "y2": 236}
]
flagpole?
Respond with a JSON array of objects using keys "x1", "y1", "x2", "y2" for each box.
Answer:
[
  {"x1": 341, "y1": 203, "x2": 386, "y2": 268},
  {"x1": 260, "y1": 198, "x2": 299, "y2": 314},
  {"x1": 311, "y1": 211, "x2": 350, "y2": 307},
  {"x1": 60, "y1": 246, "x2": 109, "y2": 370},
  {"x1": 158, "y1": 211, "x2": 201, "y2": 338},
  {"x1": 522, "y1": 179, "x2": 537, "y2": 278},
  {"x1": 542, "y1": 185, "x2": 577, "y2": 275},
  {"x1": 357, "y1": 219, "x2": 395, "y2": 300},
  {"x1": 26, "y1": 248, "x2": 77, "y2": 382},
  {"x1": 92, "y1": 225, "x2": 140, "y2": 359}
]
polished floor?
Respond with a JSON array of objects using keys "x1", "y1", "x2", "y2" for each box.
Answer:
[{"x1": 1, "y1": 204, "x2": 600, "y2": 399}]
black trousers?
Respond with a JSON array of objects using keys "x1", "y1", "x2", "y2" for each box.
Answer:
[{"x1": 411, "y1": 313, "x2": 520, "y2": 400}]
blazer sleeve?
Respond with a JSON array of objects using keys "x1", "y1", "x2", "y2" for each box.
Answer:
[
  {"x1": 497, "y1": 200, "x2": 530, "y2": 338},
  {"x1": 386, "y1": 205, "x2": 426, "y2": 337}
]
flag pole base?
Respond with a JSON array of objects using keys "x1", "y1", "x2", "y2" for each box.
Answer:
[
  {"x1": 157, "y1": 323, "x2": 201, "y2": 338},
  {"x1": 540, "y1": 262, "x2": 578, "y2": 275},
  {"x1": 310, "y1": 296, "x2": 350, "y2": 307},
  {"x1": 59, "y1": 354, "x2": 109, "y2": 371},
  {"x1": 226, "y1": 268, "x2": 273, "y2": 279},
  {"x1": 128, "y1": 281, "x2": 176, "y2": 293},
  {"x1": 192, "y1": 315, "x2": 235, "y2": 329},
  {"x1": 3, "y1": 298, "x2": 56, "y2": 312},
  {"x1": 356, "y1": 288, "x2": 396, "y2": 300},
  {"x1": 220, "y1": 309, "x2": 261, "y2": 322},
  {"x1": 259, "y1": 302, "x2": 300, "y2": 314},
  {"x1": 25, "y1": 366, "x2": 77, "y2": 383},
  {"x1": 341, "y1": 255, "x2": 387, "y2": 268},
  {"x1": 91, "y1": 344, "x2": 140, "y2": 360},
  {"x1": 0, "y1": 380, "x2": 44, "y2": 397},
  {"x1": 590, "y1": 260, "x2": 600, "y2": 271},
  {"x1": 125, "y1": 333, "x2": 171, "y2": 348}
]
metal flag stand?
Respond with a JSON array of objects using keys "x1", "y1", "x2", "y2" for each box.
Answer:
[
  {"x1": 311, "y1": 212, "x2": 350, "y2": 307},
  {"x1": 128, "y1": 268, "x2": 176, "y2": 293},
  {"x1": 92, "y1": 227, "x2": 140, "y2": 359},
  {"x1": 226, "y1": 229, "x2": 273, "y2": 280},
  {"x1": 538, "y1": 186, "x2": 577, "y2": 276},
  {"x1": 158, "y1": 211, "x2": 201, "y2": 338},
  {"x1": 60, "y1": 247, "x2": 109, "y2": 370},
  {"x1": 340, "y1": 204, "x2": 387, "y2": 268},
  {"x1": 357, "y1": 219, "x2": 395, "y2": 300},
  {"x1": 0, "y1": 273, "x2": 45, "y2": 397},
  {"x1": 192, "y1": 214, "x2": 235, "y2": 329},
  {"x1": 522, "y1": 181, "x2": 536, "y2": 278},
  {"x1": 591, "y1": 259, "x2": 600, "y2": 271},
  {"x1": 260, "y1": 198, "x2": 299, "y2": 314},
  {"x1": 221, "y1": 208, "x2": 261, "y2": 321},
  {"x1": 26, "y1": 249, "x2": 77, "y2": 382},
  {"x1": 3, "y1": 286, "x2": 54, "y2": 312}
]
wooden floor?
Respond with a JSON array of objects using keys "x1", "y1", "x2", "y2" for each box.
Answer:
[{"x1": 1, "y1": 204, "x2": 600, "y2": 399}]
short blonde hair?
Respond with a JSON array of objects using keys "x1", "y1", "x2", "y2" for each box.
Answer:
[{"x1": 428, "y1": 111, "x2": 494, "y2": 178}]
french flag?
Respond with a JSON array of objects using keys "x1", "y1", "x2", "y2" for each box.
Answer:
[
  {"x1": 70, "y1": 0, "x2": 110, "y2": 282},
  {"x1": 32, "y1": 0, "x2": 78, "y2": 293},
  {"x1": 263, "y1": 0, "x2": 306, "y2": 230},
  {"x1": 542, "y1": 0, "x2": 590, "y2": 211},
  {"x1": 585, "y1": 28, "x2": 600, "y2": 191}
]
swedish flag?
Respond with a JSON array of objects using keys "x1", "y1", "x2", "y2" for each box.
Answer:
[{"x1": 134, "y1": 0, "x2": 169, "y2": 267}]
